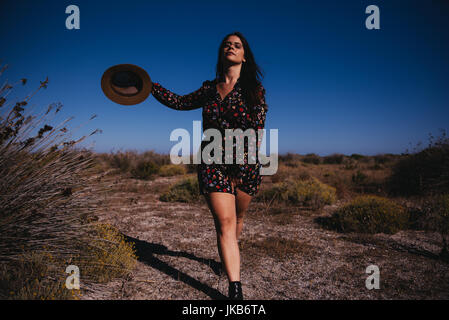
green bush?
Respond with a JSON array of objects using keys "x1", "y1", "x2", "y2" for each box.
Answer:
[
  {"x1": 258, "y1": 181, "x2": 290, "y2": 203},
  {"x1": 328, "y1": 195, "x2": 409, "y2": 234},
  {"x1": 258, "y1": 176, "x2": 336, "y2": 210},
  {"x1": 158, "y1": 164, "x2": 187, "y2": 177},
  {"x1": 293, "y1": 177, "x2": 336, "y2": 209},
  {"x1": 110, "y1": 151, "x2": 132, "y2": 173},
  {"x1": 159, "y1": 176, "x2": 200, "y2": 203},
  {"x1": 131, "y1": 160, "x2": 160, "y2": 180}
]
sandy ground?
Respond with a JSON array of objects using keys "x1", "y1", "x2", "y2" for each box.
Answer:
[{"x1": 81, "y1": 174, "x2": 449, "y2": 300}]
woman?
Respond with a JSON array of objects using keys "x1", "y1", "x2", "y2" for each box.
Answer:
[{"x1": 151, "y1": 31, "x2": 268, "y2": 300}]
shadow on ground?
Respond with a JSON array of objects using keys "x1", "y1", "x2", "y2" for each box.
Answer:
[{"x1": 124, "y1": 234, "x2": 227, "y2": 300}]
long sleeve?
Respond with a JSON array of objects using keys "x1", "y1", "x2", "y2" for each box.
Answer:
[{"x1": 151, "y1": 80, "x2": 209, "y2": 111}]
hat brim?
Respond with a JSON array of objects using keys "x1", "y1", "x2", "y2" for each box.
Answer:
[{"x1": 101, "y1": 64, "x2": 152, "y2": 106}]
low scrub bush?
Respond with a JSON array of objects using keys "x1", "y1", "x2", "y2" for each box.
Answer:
[
  {"x1": 158, "y1": 164, "x2": 187, "y2": 177},
  {"x1": 110, "y1": 151, "x2": 133, "y2": 173},
  {"x1": 73, "y1": 223, "x2": 137, "y2": 283},
  {"x1": 258, "y1": 176, "x2": 336, "y2": 210},
  {"x1": 131, "y1": 160, "x2": 160, "y2": 180},
  {"x1": 328, "y1": 195, "x2": 409, "y2": 234},
  {"x1": 159, "y1": 176, "x2": 200, "y2": 203},
  {"x1": 0, "y1": 223, "x2": 137, "y2": 299}
]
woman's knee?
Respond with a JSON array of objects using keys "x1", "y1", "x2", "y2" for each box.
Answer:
[{"x1": 216, "y1": 216, "x2": 236, "y2": 235}]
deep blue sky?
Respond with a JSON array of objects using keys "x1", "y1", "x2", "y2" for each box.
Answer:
[{"x1": 1, "y1": 0, "x2": 448, "y2": 156}]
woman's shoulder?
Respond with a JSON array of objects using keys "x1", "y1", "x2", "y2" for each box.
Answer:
[{"x1": 200, "y1": 79, "x2": 220, "y2": 93}]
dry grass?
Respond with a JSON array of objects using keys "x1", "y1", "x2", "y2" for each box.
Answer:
[{"x1": 0, "y1": 64, "x2": 137, "y2": 299}]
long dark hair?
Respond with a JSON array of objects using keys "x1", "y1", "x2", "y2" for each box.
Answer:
[{"x1": 215, "y1": 31, "x2": 265, "y2": 109}]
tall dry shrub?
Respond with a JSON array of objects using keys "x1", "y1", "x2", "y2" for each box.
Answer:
[{"x1": 0, "y1": 64, "x2": 136, "y2": 299}]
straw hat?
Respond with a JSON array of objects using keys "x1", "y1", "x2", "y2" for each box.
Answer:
[{"x1": 101, "y1": 64, "x2": 152, "y2": 105}]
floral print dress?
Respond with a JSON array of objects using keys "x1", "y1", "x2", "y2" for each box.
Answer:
[{"x1": 151, "y1": 77, "x2": 268, "y2": 196}]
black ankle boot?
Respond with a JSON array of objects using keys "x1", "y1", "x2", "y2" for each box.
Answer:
[{"x1": 228, "y1": 281, "x2": 243, "y2": 300}]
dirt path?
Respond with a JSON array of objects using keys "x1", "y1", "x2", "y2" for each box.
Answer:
[{"x1": 82, "y1": 174, "x2": 449, "y2": 300}]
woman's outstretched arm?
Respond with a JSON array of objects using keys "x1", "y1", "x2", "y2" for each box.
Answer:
[{"x1": 151, "y1": 80, "x2": 209, "y2": 111}]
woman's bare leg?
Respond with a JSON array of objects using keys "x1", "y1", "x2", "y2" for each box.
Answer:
[
  {"x1": 204, "y1": 192, "x2": 240, "y2": 282},
  {"x1": 234, "y1": 188, "x2": 252, "y2": 240}
]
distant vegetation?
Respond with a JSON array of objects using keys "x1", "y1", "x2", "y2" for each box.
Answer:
[{"x1": 386, "y1": 130, "x2": 449, "y2": 197}]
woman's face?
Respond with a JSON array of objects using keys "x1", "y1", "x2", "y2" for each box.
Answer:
[{"x1": 222, "y1": 35, "x2": 245, "y2": 64}]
